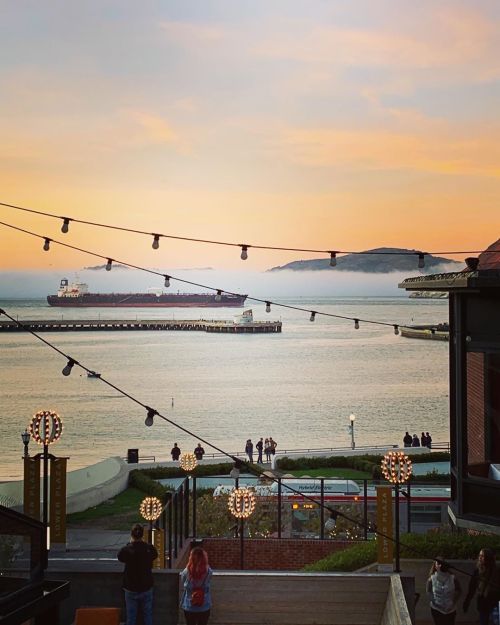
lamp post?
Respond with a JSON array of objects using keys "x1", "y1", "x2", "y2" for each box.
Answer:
[
  {"x1": 349, "y1": 414, "x2": 356, "y2": 449},
  {"x1": 21, "y1": 429, "x2": 30, "y2": 457},
  {"x1": 381, "y1": 451, "x2": 412, "y2": 573}
]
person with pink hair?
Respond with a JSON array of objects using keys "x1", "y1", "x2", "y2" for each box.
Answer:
[{"x1": 180, "y1": 547, "x2": 213, "y2": 625}]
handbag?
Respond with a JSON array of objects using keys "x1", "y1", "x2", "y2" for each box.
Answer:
[{"x1": 190, "y1": 573, "x2": 208, "y2": 607}]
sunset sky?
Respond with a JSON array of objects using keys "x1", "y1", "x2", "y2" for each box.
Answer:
[{"x1": 1, "y1": 0, "x2": 499, "y2": 274}]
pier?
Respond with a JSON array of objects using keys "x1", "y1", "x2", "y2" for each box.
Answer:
[{"x1": 0, "y1": 318, "x2": 282, "y2": 334}]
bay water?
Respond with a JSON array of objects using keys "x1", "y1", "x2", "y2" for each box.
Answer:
[{"x1": 0, "y1": 296, "x2": 449, "y2": 480}]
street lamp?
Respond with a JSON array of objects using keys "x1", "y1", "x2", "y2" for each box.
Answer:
[
  {"x1": 349, "y1": 414, "x2": 356, "y2": 449},
  {"x1": 21, "y1": 429, "x2": 30, "y2": 457}
]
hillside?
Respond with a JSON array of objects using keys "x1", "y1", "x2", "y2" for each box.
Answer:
[{"x1": 268, "y1": 248, "x2": 462, "y2": 273}]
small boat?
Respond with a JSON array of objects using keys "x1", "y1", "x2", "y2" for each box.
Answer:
[{"x1": 87, "y1": 371, "x2": 101, "y2": 378}]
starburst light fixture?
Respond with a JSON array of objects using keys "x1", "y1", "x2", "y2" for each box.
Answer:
[
  {"x1": 381, "y1": 451, "x2": 412, "y2": 484},
  {"x1": 228, "y1": 487, "x2": 256, "y2": 519},
  {"x1": 29, "y1": 410, "x2": 63, "y2": 445},
  {"x1": 139, "y1": 496, "x2": 163, "y2": 521},
  {"x1": 179, "y1": 452, "x2": 197, "y2": 472}
]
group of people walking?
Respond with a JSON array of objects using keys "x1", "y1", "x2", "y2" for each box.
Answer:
[
  {"x1": 245, "y1": 437, "x2": 276, "y2": 463},
  {"x1": 426, "y1": 548, "x2": 500, "y2": 625},
  {"x1": 118, "y1": 523, "x2": 498, "y2": 625},
  {"x1": 403, "y1": 431, "x2": 432, "y2": 448}
]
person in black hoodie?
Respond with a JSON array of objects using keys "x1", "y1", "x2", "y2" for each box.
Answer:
[
  {"x1": 118, "y1": 523, "x2": 158, "y2": 625},
  {"x1": 463, "y1": 548, "x2": 500, "y2": 625}
]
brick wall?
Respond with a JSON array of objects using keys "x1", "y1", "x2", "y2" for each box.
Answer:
[
  {"x1": 200, "y1": 538, "x2": 353, "y2": 570},
  {"x1": 467, "y1": 352, "x2": 485, "y2": 464}
]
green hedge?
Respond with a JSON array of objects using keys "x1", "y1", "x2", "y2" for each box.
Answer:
[
  {"x1": 128, "y1": 470, "x2": 169, "y2": 500},
  {"x1": 304, "y1": 533, "x2": 500, "y2": 572}
]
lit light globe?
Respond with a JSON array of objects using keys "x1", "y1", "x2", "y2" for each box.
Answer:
[
  {"x1": 139, "y1": 496, "x2": 163, "y2": 521},
  {"x1": 228, "y1": 487, "x2": 256, "y2": 519},
  {"x1": 381, "y1": 451, "x2": 412, "y2": 484},
  {"x1": 29, "y1": 410, "x2": 63, "y2": 445},
  {"x1": 179, "y1": 453, "x2": 197, "y2": 472}
]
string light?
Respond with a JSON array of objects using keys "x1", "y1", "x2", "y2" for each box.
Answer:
[
  {"x1": 152, "y1": 234, "x2": 160, "y2": 250},
  {"x1": 144, "y1": 407, "x2": 157, "y2": 427},
  {"x1": 330, "y1": 252, "x2": 337, "y2": 267},
  {"x1": 0, "y1": 221, "x2": 426, "y2": 334},
  {"x1": 354, "y1": 319, "x2": 360, "y2": 330},
  {"x1": 43, "y1": 238, "x2": 51, "y2": 251},
  {"x1": 62, "y1": 359, "x2": 76, "y2": 376},
  {"x1": 1, "y1": 200, "x2": 492, "y2": 263},
  {"x1": 265, "y1": 302, "x2": 271, "y2": 313},
  {"x1": 310, "y1": 311, "x2": 316, "y2": 322},
  {"x1": 240, "y1": 245, "x2": 249, "y2": 260},
  {"x1": 61, "y1": 218, "x2": 70, "y2": 234},
  {"x1": 139, "y1": 496, "x2": 163, "y2": 521}
]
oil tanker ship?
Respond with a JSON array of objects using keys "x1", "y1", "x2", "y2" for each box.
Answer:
[{"x1": 47, "y1": 279, "x2": 247, "y2": 308}]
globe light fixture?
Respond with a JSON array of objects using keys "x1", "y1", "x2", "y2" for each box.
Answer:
[
  {"x1": 139, "y1": 496, "x2": 163, "y2": 521},
  {"x1": 179, "y1": 452, "x2": 197, "y2": 472},
  {"x1": 29, "y1": 410, "x2": 63, "y2": 446},
  {"x1": 228, "y1": 487, "x2": 256, "y2": 519}
]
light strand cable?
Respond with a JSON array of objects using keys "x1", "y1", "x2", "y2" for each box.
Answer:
[
  {"x1": 0, "y1": 308, "x2": 480, "y2": 582},
  {"x1": 0, "y1": 220, "x2": 416, "y2": 331},
  {"x1": 0, "y1": 200, "x2": 492, "y2": 258}
]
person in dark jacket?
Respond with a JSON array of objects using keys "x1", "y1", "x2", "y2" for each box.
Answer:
[
  {"x1": 421, "y1": 432, "x2": 428, "y2": 447},
  {"x1": 412, "y1": 434, "x2": 420, "y2": 447},
  {"x1": 256, "y1": 438, "x2": 264, "y2": 463},
  {"x1": 194, "y1": 443, "x2": 205, "y2": 460},
  {"x1": 464, "y1": 548, "x2": 500, "y2": 625},
  {"x1": 403, "y1": 432, "x2": 412, "y2": 447},
  {"x1": 171, "y1": 443, "x2": 181, "y2": 461},
  {"x1": 117, "y1": 523, "x2": 158, "y2": 625}
]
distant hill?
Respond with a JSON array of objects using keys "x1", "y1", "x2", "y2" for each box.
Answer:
[
  {"x1": 268, "y1": 248, "x2": 463, "y2": 273},
  {"x1": 83, "y1": 263, "x2": 130, "y2": 271}
]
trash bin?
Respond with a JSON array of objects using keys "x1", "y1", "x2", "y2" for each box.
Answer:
[{"x1": 127, "y1": 448, "x2": 139, "y2": 464}]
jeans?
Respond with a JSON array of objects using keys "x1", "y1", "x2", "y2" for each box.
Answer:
[
  {"x1": 431, "y1": 608, "x2": 456, "y2": 625},
  {"x1": 124, "y1": 587, "x2": 153, "y2": 625}
]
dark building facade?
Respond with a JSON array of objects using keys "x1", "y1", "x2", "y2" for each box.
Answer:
[{"x1": 400, "y1": 240, "x2": 500, "y2": 534}]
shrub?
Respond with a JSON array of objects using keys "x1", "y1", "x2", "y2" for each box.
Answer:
[{"x1": 304, "y1": 532, "x2": 500, "y2": 572}]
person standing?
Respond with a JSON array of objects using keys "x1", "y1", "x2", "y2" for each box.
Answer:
[
  {"x1": 426, "y1": 558, "x2": 462, "y2": 625},
  {"x1": 256, "y1": 438, "x2": 264, "y2": 463},
  {"x1": 403, "y1": 432, "x2": 412, "y2": 447},
  {"x1": 194, "y1": 443, "x2": 205, "y2": 461},
  {"x1": 269, "y1": 437, "x2": 277, "y2": 455},
  {"x1": 180, "y1": 546, "x2": 213, "y2": 625},
  {"x1": 412, "y1": 434, "x2": 420, "y2": 447},
  {"x1": 264, "y1": 438, "x2": 271, "y2": 462},
  {"x1": 464, "y1": 548, "x2": 500, "y2": 625},
  {"x1": 171, "y1": 443, "x2": 181, "y2": 462},
  {"x1": 117, "y1": 523, "x2": 158, "y2": 625},
  {"x1": 421, "y1": 432, "x2": 427, "y2": 447},
  {"x1": 426, "y1": 432, "x2": 433, "y2": 449},
  {"x1": 245, "y1": 439, "x2": 254, "y2": 463}
]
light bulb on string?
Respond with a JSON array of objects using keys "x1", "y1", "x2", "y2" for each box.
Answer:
[
  {"x1": 43, "y1": 238, "x2": 51, "y2": 251},
  {"x1": 106, "y1": 258, "x2": 113, "y2": 271},
  {"x1": 354, "y1": 319, "x2": 360, "y2": 330},
  {"x1": 61, "y1": 218, "x2": 70, "y2": 234},
  {"x1": 152, "y1": 234, "x2": 160, "y2": 250},
  {"x1": 310, "y1": 311, "x2": 316, "y2": 322},
  {"x1": 240, "y1": 245, "x2": 248, "y2": 260},
  {"x1": 144, "y1": 408, "x2": 156, "y2": 427},
  {"x1": 215, "y1": 290, "x2": 222, "y2": 302},
  {"x1": 265, "y1": 302, "x2": 271, "y2": 313},
  {"x1": 164, "y1": 275, "x2": 170, "y2": 288},
  {"x1": 418, "y1": 253, "x2": 425, "y2": 269},
  {"x1": 329, "y1": 252, "x2": 337, "y2": 267},
  {"x1": 62, "y1": 359, "x2": 75, "y2": 376}
]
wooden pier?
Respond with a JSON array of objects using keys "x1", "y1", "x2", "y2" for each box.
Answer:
[{"x1": 0, "y1": 318, "x2": 282, "y2": 334}]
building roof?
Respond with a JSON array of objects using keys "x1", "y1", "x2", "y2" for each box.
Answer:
[{"x1": 399, "y1": 238, "x2": 500, "y2": 292}]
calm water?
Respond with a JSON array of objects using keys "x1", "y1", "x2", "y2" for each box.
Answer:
[{"x1": 0, "y1": 297, "x2": 449, "y2": 479}]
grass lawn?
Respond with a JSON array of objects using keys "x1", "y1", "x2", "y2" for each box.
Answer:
[
  {"x1": 287, "y1": 468, "x2": 371, "y2": 479},
  {"x1": 67, "y1": 487, "x2": 145, "y2": 530}
]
